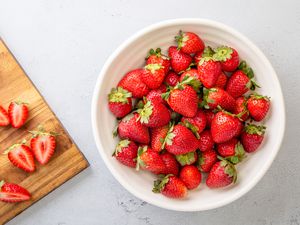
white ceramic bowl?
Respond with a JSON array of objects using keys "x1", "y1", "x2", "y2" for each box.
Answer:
[{"x1": 91, "y1": 18, "x2": 285, "y2": 211}]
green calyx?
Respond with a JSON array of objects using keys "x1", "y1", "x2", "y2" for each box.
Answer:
[
  {"x1": 250, "y1": 93, "x2": 270, "y2": 101},
  {"x1": 152, "y1": 174, "x2": 172, "y2": 193},
  {"x1": 238, "y1": 60, "x2": 255, "y2": 79},
  {"x1": 145, "y1": 63, "x2": 164, "y2": 74},
  {"x1": 218, "y1": 156, "x2": 237, "y2": 183},
  {"x1": 108, "y1": 87, "x2": 132, "y2": 104},
  {"x1": 29, "y1": 125, "x2": 59, "y2": 138},
  {"x1": 136, "y1": 146, "x2": 148, "y2": 171},
  {"x1": 180, "y1": 120, "x2": 200, "y2": 139},
  {"x1": 202, "y1": 46, "x2": 215, "y2": 58},
  {"x1": 180, "y1": 75, "x2": 201, "y2": 91},
  {"x1": 14, "y1": 100, "x2": 29, "y2": 105},
  {"x1": 137, "y1": 100, "x2": 153, "y2": 124},
  {"x1": 175, "y1": 152, "x2": 196, "y2": 166},
  {"x1": 200, "y1": 88, "x2": 216, "y2": 109},
  {"x1": 0, "y1": 180, "x2": 5, "y2": 189},
  {"x1": 161, "y1": 123, "x2": 175, "y2": 149},
  {"x1": 212, "y1": 46, "x2": 233, "y2": 62},
  {"x1": 244, "y1": 123, "x2": 266, "y2": 135},
  {"x1": 113, "y1": 139, "x2": 130, "y2": 156},
  {"x1": 3, "y1": 139, "x2": 27, "y2": 154},
  {"x1": 226, "y1": 142, "x2": 246, "y2": 164},
  {"x1": 175, "y1": 30, "x2": 188, "y2": 49}
]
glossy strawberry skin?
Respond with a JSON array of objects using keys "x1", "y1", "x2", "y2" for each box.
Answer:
[
  {"x1": 8, "y1": 102, "x2": 29, "y2": 128},
  {"x1": 241, "y1": 131, "x2": 264, "y2": 153},
  {"x1": 155, "y1": 175, "x2": 188, "y2": 199},
  {"x1": 118, "y1": 113, "x2": 150, "y2": 144},
  {"x1": 215, "y1": 72, "x2": 228, "y2": 89},
  {"x1": 217, "y1": 138, "x2": 237, "y2": 157},
  {"x1": 198, "y1": 130, "x2": 214, "y2": 152},
  {"x1": 205, "y1": 88, "x2": 236, "y2": 112},
  {"x1": 206, "y1": 161, "x2": 236, "y2": 188},
  {"x1": 198, "y1": 60, "x2": 221, "y2": 88},
  {"x1": 108, "y1": 98, "x2": 132, "y2": 118},
  {"x1": 146, "y1": 84, "x2": 167, "y2": 105},
  {"x1": 118, "y1": 69, "x2": 150, "y2": 98},
  {"x1": 177, "y1": 31, "x2": 205, "y2": 54},
  {"x1": 167, "y1": 85, "x2": 198, "y2": 118},
  {"x1": 168, "y1": 46, "x2": 192, "y2": 73},
  {"x1": 166, "y1": 124, "x2": 199, "y2": 155},
  {"x1": 226, "y1": 70, "x2": 250, "y2": 99},
  {"x1": 138, "y1": 146, "x2": 166, "y2": 174},
  {"x1": 204, "y1": 110, "x2": 215, "y2": 128},
  {"x1": 8, "y1": 145, "x2": 36, "y2": 173},
  {"x1": 0, "y1": 106, "x2": 10, "y2": 126},
  {"x1": 114, "y1": 140, "x2": 138, "y2": 168},
  {"x1": 197, "y1": 149, "x2": 218, "y2": 173},
  {"x1": 156, "y1": 152, "x2": 179, "y2": 176},
  {"x1": 0, "y1": 182, "x2": 31, "y2": 203},
  {"x1": 179, "y1": 165, "x2": 202, "y2": 190},
  {"x1": 141, "y1": 65, "x2": 166, "y2": 89},
  {"x1": 247, "y1": 95, "x2": 270, "y2": 121},
  {"x1": 181, "y1": 109, "x2": 207, "y2": 136},
  {"x1": 146, "y1": 54, "x2": 170, "y2": 74},
  {"x1": 220, "y1": 48, "x2": 239, "y2": 72},
  {"x1": 233, "y1": 96, "x2": 249, "y2": 121},
  {"x1": 179, "y1": 69, "x2": 201, "y2": 84},
  {"x1": 150, "y1": 125, "x2": 169, "y2": 152},
  {"x1": 164, "y1": 72, "x2": 179, "y2": 87},
  {"x1": 211, "y1": 111, "x2": 243, "y2": 143}
]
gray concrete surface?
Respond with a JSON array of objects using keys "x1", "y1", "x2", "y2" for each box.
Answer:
[{"x1": 0, "y1": 0, "x2": 299, "y2": 224}]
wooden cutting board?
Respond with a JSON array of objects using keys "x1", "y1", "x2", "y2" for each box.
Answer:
[{"x1": 0, "y1": 39, "x2": 89, "y2": 224}]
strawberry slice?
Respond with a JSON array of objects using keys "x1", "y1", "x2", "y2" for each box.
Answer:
[
  {"x1": 5, "y1": 142, "x2": 36, "y2": 172},
  {"x1": 0, "y1": 180, "x2": 31, "y2": 203},
  {"x1": 8, "y1": 101, "x2": 29, "y2": 128},
  {"x1": 30, "y1": 127, "x2": 57, "y2": 165},
  {"x1": 0, "y1": 106, "x2": 10, "y2": 126}
]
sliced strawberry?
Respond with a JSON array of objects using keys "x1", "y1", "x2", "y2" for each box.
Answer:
[
  {"x1": 0, "y1": 180, "x2": 31, "y2": 203},
  {"x1": 8, "y1": 101, "x2": 29, "y2": 128},
  {"x1": 0, "y1": 106, "x2": 10, "y2": 126}
]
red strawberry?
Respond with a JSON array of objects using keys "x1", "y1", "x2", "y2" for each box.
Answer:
[
  {"x1": 5, "y1": 143, "x2": 35, "y2": 172},
  {"x1": 0, "y1": 106, "x2": 10, "y2": 126},
  {"x1": 181, "y1": 109, "x2": 207, "y2": 138},
  {"x1": 179, "y1": 165, "x2": 202, "y2": 190},
  {"x1": 157, "y1": 152, "x2": 179, "y2": 176},
  {"x1": 247, "y1": 94, "x2": 270, "y2": 121},
  {"x1": 203, "y1": 87, "x2": 236, "y2": 112},
  {"x1": 150, "y1": 125, "x2": 169, "y2": 152},
  {"x1": 0, "y1": 180, "x2": 31, "y2": 203},
  {"x1": 8, "y1": 101, "x2": 29, "y2": 128},
  {"x1": 175, "y1": 151, "x2": 198, "y2": 166},
  {"x1": 206, "y1": 160, "x2": 237, "y2": 188},
  {"x1": 113, "y1": 139, "x2": 138, "y2": 168},
  {"x1": 153, "y1": 175, "x2": 187, "y2": 199},
  {"x1": 197, "y1": 57, "x2": 221, "y2": 88},
  {"x1": 198, "y1": 130, "x2": 214, "y2": 152},
  {"x1": 214, "y1": 72, "x2": 228, "y2": 89},
  {"x1": 118, "y1": 69, "x2": 150, "y2": 98},
  {"x1": 233, "y1": 96, "x2": 249, "y2": 121},
  {"x1": 204, "y1": 110, "x2": 215, "y2": 128},
  {"x1": 175, "y1": 31, "x2": 205, "y2": 54},
  {"x1": 164, "y1": 77, "x2": 198, "y2": 118},
  {"x1": 164, "y1": 71, "x2": 179, "y2": 87},
  {"x1": 197, "y1": 149, "x2": 217, "y2": 172},
  {"x1": 108, "y1": 87, "x2": 132, "y2": 118},
  {"x1": 165, "y1": 124, "x2": 199, "y2": 155},
  {"x1": 194, "y1": 51, "x2": 203, "y2": 65},
  {"x1": 136, "y1": 146, "x2": 165, "y2": 174},
  {"x1": 141, "y1": 63, "x2": 166, "y2": 89},
  {"x1": 137, "y1": 99, "x2": 171, "y2": 128},
  {"x1": 117, "y1": 113, "x2": 150, "y2": 144},
  {"x1": 179, "y1": 69, "x2": 202, "y2": 87},
  {"x1": 30, "y1": 127, "x2": 57, "y2": 165},
  {"x1": 213, "y1": 46, "x2": 239, "y2": 72},
  {"x1": 146, "y1": 48, "x2": 170, "y2": 74},
  {"x1": 217, "y1": 138, "x2": 245, "y2": 164},
  {"x1": 211, "y1": 111, "x2": 243, "y2": 143},
  {"x1": 241, "y1": 124, "x2": 266, "y2": 153},
  {"x1": 168, "y1": 46, "x2": 192, "y2": 73},
  {"x1": 146, "y1": 84, "x2": 167, "y2": 105}
]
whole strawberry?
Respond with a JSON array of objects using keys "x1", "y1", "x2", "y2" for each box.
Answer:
[
  {"x1": 118, "y1": 69, "x2": 150, "y2": 98},
  {"x1": 137, "y1": 99, "x2": 170, "y2": 128},
  {"x1": 206, "y1": 159, "x2": 237, "y2": 188},
  {"x1": 164, "y1": 71, "x2": 179, "y2": 87},
  {"x1": 157, "y1": 152, "x2": 179, "y2": 176},
  {"x1": 203, "y1": 87, "x2": 236, "y2": 112},
  {"x1": 247, "y1": 94, "x2": 270, "y2": 121},
  {"x1": 175, "y1": 151, "x2": 198, "y2": 166},
  {"x1": 197, "y1": 56, "x2": 221, "y2": 88},
  {"x1": 113, "y1": 139, "x2": 138, "y2": 168},
  {"x1": 213, "y1": 46, "x2": 239, "y2": 72},
  {"x1": 179, "y1": 69, "x2": 202, "y2": 85},
  {"x1": 0, "y1": 106, "x2": 10, "y2": 126},
  {"x1": 168, "y1": 46, "x2": 192, "y2": 73},
  {"x1": 198, "y1": 130, "x2": 214, "y2": 152},
  {"x1": 150, "y1": 125, "x2": 169, "y2": 152},
  {"x1": 211, "y1": 111, "x2": 243, "y2": 143},
  {"x1": 197, "y1": 149, "x2": 217, "y2": 172},
  {"x1": 8, "y1": 101, "x2": 29, "y2": 128},
  {"x1": 181, "y1": 109, "x2": 207, "y2": 138},
  {"x1": 146, "y1": 48, "x2": 170, "y2": 74},
  {"x1": 214, "y1": 72, "x2": 228, "y2": 89},
  {"x1": 165, "y1": 124, "x2": 199, "y2": 155},
  {"x1": 108, "y1": 87, "x2": 132, "y2": 118},
  {"x1": 217, "y1": 138, "x2": 245, "y2": 164},
  {"x1": 241, "y1": 124, "x2": 266, "y2": 153},
  {"x1": 117, "y1": 113, "x2": 150, "y2": 144},
  {"x1": 175, "y1": 31, "x2": 205, "y2": 54},
  {"x1": 179, "y1": 165, "x2": 202, "y2": 190},
  {"x1": 136, "y1": 146, "x2": 165, "y2": 174},
  {"x1": 153, "y1": 175, "x2": 187, "y2": 199},
  {"x1": 233, "y1": 96, "x2": 249, "y2": 121},
  {"x1": 0, "y1": 180, "x2": 31, "y2": 203},
  {"x1": 146, "y1": 86, "x2": 167, "y2": 105},
  {"x1": 141, "y1": 63, "x2": 166, "y2": 89}
]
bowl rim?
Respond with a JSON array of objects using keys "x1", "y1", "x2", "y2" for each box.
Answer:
[{"x1": 91, "y1": 18, "x2": 286, "y2": 211}]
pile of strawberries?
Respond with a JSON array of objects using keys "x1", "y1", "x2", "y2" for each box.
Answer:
[
  {"x1": 0, "y1": 101, "x2": 58, "y2": 203},
  {"x1": 108, "y1": 30, "x2": 270, "y2": 199}
]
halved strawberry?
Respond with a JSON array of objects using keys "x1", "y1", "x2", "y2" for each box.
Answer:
[
  {"x1": 0, "y1": 180, "x2": 31, "y2": 203},
  {"x1": 29, "y1": 126, "x2": 57, "y2": 165},
  {"x1": 0, "y1": 106, "x2": 10, "y2": 126},
  {"x1": 5, "y1": 142, "x2": 35, "y2": 172},
  {"x1": 8, "y1": 101, "x2": 29, "y2": 128}
]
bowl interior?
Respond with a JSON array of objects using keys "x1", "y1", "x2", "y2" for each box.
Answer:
[{"x1": 92, "y1": 19, "x2": 285, "y2": 211}]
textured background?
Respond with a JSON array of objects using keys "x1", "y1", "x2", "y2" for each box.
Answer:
[{"x1": 0, "y1": 0, "x2": 299, "y2": 224}]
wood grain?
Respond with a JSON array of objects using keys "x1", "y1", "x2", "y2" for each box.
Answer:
[{"x1": 0, "y1": 39, "x2": 89, "y2": 224}]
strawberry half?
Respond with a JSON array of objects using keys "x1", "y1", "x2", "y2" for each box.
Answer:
[
  {"x1": 0, "y1": 105, "x2": 10, "y2": 126},
  {"x1": 153, "y1": 175, "x2": 187, "y2": 199},
  {"x1": 0, "y1": 180, "x2": 31, "y2": 203},
  {"x1": 108, "y1": 87, "x2": 132, "y2": 118},
  {"x1": 8, "y1": 101, "x2": 29, "y2": 128},
  {"x1": 5, "y1": 142, "x2": 36, "y2": 172}
]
